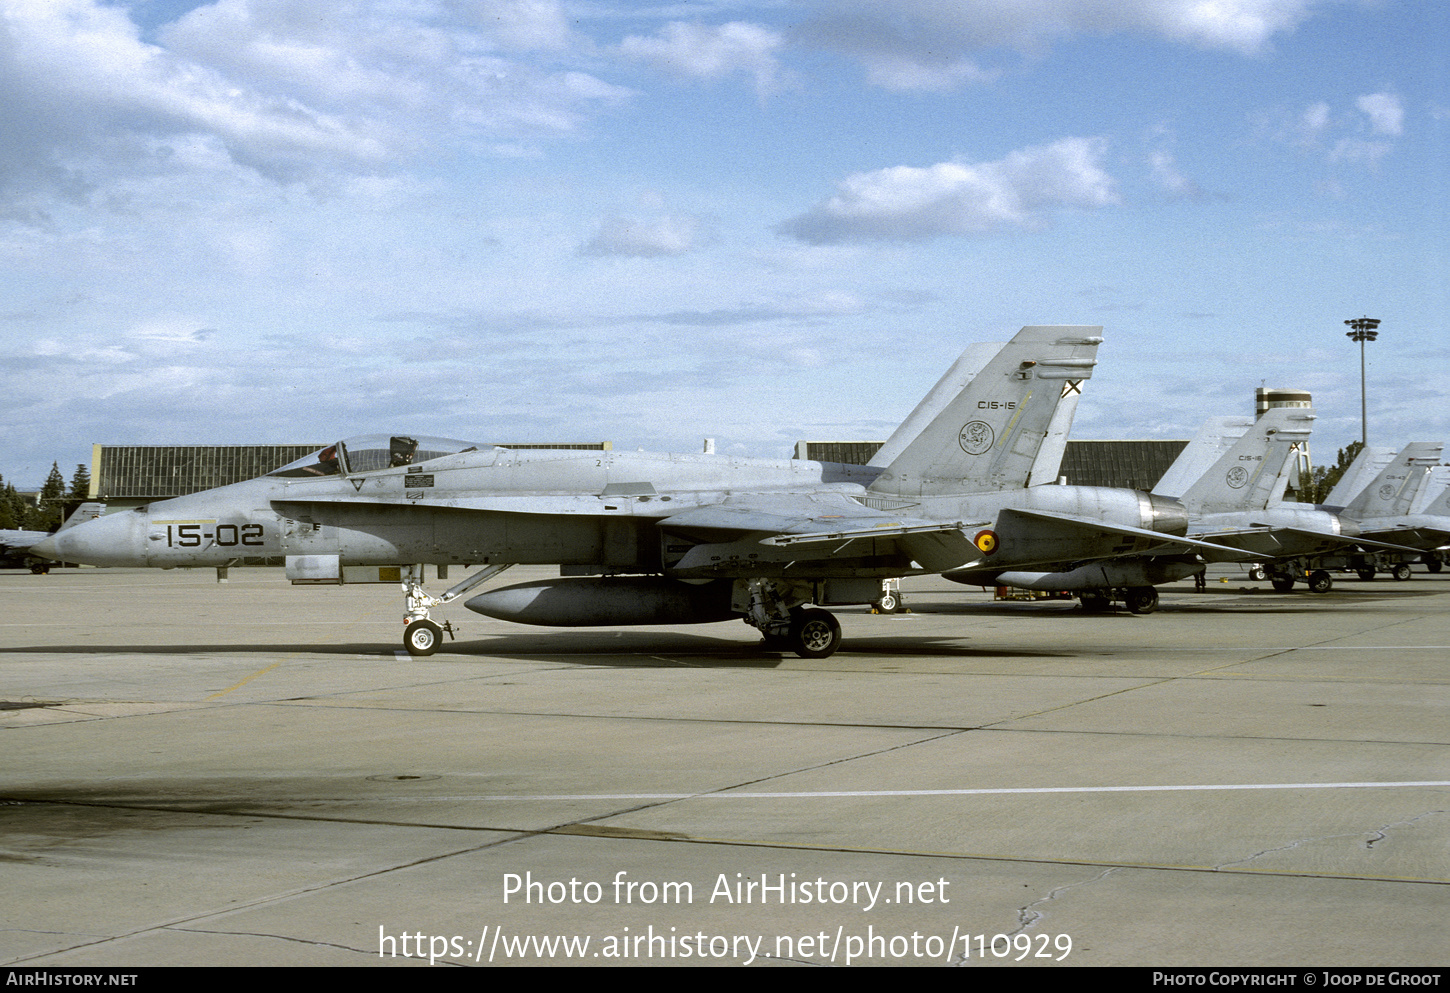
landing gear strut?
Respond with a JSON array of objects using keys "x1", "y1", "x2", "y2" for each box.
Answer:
[
  {"x1": 874, "y1": 578, "x2": 904, "y2": 614},
  {"x1": 1123, "y1": 586, "x2": 1159, "y2": 614},
  {"x1": 400, "y1": 563, "x2": 514, "y2": 656},
  {"x1": 1076, "y1": 586, "x2": 1158, "y2": 614},
  {"x1": 743, "y1": 579, "x2": 843, "y2": 659}
]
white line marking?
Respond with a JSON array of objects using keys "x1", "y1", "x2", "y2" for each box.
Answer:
[{"x1": 466, "y1": 781, "x2": 1450, "y2": 801}]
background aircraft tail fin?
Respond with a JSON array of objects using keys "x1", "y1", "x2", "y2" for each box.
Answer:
[
  {"x1": 867, "y1": 325, "x2": 1100, "y2": 498},
  {"x1": 1343, "y1": 442, "x2": 1444, "y2": 519},
  {"x1": 1152, "y1": 416, "x2": 1253, "y2": 500},
  {"x1": 1419, "y1": 472, "x2": 1450, "y2": 517},
  {"x1": 1322, "y1": 445, "x2": 1395, "y2": 509},
  {"x1": 1175, "y1": 408, "x2": 1314, "y2": 515},
  {"x1": 60, "y1": 502, "x2": 106, "y2": 531}
]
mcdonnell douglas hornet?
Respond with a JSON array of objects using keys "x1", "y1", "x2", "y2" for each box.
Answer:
[{"x1": 35, "y1": 326, "x2": 1253, "y2": 659}]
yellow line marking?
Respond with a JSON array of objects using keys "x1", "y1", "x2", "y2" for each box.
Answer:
[{"x1": 206, "y1": 662, "x2": 281, "y2": 700}]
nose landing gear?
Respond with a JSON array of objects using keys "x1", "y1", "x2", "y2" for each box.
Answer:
[{"x1": 400, "y1": 563, "x2": 514, "y2": 656}]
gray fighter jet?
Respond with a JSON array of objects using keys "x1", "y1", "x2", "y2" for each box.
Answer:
[
  {"x1": 983, "y1": 408, "x2": 1425, "y2": 605},
  {"x1": 1157, "y1": 410, "x2": 1424, "y2": 592},
  {"x1": 1, "y1": 503, "x2": 104, "y2": 573},
  {"x1": 970, "y1": 407, "x2": 1328, "y2": 608},
  {"x1": 35, "y1": 325, "x2": 1250, "y2": 658},
  {"x1": 1308, "y1": 443, "x2": 1450, "y2": 578}
]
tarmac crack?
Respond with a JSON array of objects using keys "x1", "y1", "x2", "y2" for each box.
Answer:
[
  {"x1": 163, "y1": 925, "x2": 390, "y2": 964},
  {"x1": 1216, "y1": 807, "x2": 1448, "y2": 869},
  {"x1": 950, "y1": 867, "x2": 1121, "y2": 966}
]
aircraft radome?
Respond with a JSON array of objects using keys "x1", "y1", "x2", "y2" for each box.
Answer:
[
  {"x1": 1, "y1": 503, "x2": 103, "y2": 573},
  {"x1": 35, "y1": 326, "x2": 1252, "y2": 659}
]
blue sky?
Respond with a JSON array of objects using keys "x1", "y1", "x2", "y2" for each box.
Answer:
[{"x1": 2, "y1": 0, "x2": 1445, "y2": 488}]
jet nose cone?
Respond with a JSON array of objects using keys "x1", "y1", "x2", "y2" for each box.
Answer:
[
  {"x1": 34, "y1": 512, "x2": 146, "y2": 567},
  {"x1": 30, "y1": 534, "x2": 61, "y2": 560}
]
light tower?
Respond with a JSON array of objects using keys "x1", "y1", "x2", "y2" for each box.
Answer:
[{"x1": 1343, "y1": 317, "x2": 1380, "y2": 446}]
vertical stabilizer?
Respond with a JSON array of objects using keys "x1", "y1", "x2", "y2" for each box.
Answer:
[
  {"x1": 1414, "y1": 468, "x2": 1449, "y2": 515},
  {"x1": 868, "y1": 342, "x2": 1004, "y2": 468},
  {"x1": 1322, "y1": 445, "x2": 1394, "y2": 509},
  {"x1": 1152, "y1": 416, "x2": 1253, "y2": 500},
  {"x1": 867, "y1": 325, "x2": 1100, "y2": 498},
  {"x1": 1343, "y1": 443, "x2": 1445, "y2": 520},
  {"x1": 1415, "y1": 469, "x2": 1450, "y2": 518},
  {"x1": 1176, "y1": 408, "x2": 1315, "y2": 515}
]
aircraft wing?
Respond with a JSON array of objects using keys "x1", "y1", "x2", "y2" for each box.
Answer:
[
  {"x1": 1004, "y1": 508, "x2": 1262, "y2": 561},
  {"x1": 651, "y1": 490, "x2": 974, "y2": 540},
  {"x1": 0, "y1": 529, "x2": 53, "y2": 551},
  {"x1": 1243, "y1": 525, "x2": 1429, "y2": 555},
  {"x1": 1355, "y1": 525, "x2": 1450, "y2": 550},
  {"x1": 658, "y1": 493, "x2": 986, "y2": 574}
]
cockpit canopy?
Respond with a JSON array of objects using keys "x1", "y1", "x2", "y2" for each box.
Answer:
[{"x1": 269, "y1": 435, "x2": 484, "y2": 477}]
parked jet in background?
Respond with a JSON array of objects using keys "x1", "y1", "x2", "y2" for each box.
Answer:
[
  {"x1": 1157, "y1": 410, "x2": 1421, "y2": 592},
  {"x1": 0, "y1": 528, "x2": 57, "y2": 572},
  {"x1": 977, "y1": 407, "x2": 1325, "y2": 607},
  {"x1": 1317, "y1": 443, "x2": 1450, "y2": 578},
  {"x1": 36, "y1": 326, "x2": 1252, "y2": 658},
  {"x1": 1, "y1": 503, "x2": 104, "y2": 573}
]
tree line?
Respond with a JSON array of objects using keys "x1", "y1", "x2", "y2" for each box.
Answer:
[
  {"x1": 0, "y1": 463, "x2": 91, "y2": 532},
  {"x1": 1297, "y1": 440, "x2": 1365, "y2": 506}
]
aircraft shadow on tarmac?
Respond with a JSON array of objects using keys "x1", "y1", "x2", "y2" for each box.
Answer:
[
  {"x1": 911, "y1": 586, "x2": 1441, "y2": 618},
  {"x1": 0, "y1": 627, "x2": 1068, "y2": 664}
]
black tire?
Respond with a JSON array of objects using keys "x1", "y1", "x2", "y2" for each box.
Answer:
[
  {"x1": 1356, "y1": 568, "x2": 1376, "y2": 581},
  {"x1": 875, "y1": 590, "x2": 899, "y2": 613},
  {"x1": 1247, "y1": 565, "x2": 1267, "y2": 582},
  {"x1": 404, "y1": 619, "x2": 442, "y2": 656},
  {"x1": 1270, "y1": 576, "x2": 1295, "y2": 592},
  {"x1": 1391, "y1": 563, "x2": 1412, "y2": 581},
  {"x1": 790, "y1": 609, "x2": 842, "y2": 659},
  {"x1": 1308, "y1": 570, "x2": 1333, "y2": 594},
  {"x1": 1124, "y1": 587, "x2": 1158, "y2": 614},
  {"x1": 1426, "y1": 557, "x2": 1443, "y2": 574}
]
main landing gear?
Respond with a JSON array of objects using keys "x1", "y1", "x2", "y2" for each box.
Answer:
[
  {"x1": 1267, "y1": 568, "x2": 1334, "y2": 593},
  {"x1": 1077, "y1": 586, "x2": 1159, "y2": 614},
  {"x1": 745, "y1": 579, "x2": 844, "y2": 659},
  {"x1": 400, "y1": 563, "x2": 514, "y2": 656}
]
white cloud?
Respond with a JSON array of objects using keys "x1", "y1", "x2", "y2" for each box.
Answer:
[
  {"x1": 617, "y1": 21, "x2": 785, "y2": 97},
  {"x1": 1150, "y1": 149, "x2": 1202, "y2": 198},
  {"x1": 1300, "y1": 101, "x2": 1332, "y2": 140},
  {"x1": 857, "y1": 53, "x2": 998, "y2": 93},
  {"x1": 581, "y1": 214, "x2": 698, "y2": 257},
  {"x1": 0, "y1": 0, "x2": 628, "y2": 212},
  {"x1": 778, "y1": 138, "x2": 1118, "y2": 244},
  {"x1": 800, "y1": 0, "x2": 1330, "y2": 90},
  {"x1": 1258, "y1": 94, "x2": 1403, "y2": 167},
  {"x1": 1356, "y1": 92, "x2": 1403, "y2": 136}
]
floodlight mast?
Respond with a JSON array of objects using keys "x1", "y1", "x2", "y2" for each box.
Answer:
[{"x1": 1344, "y1": 317, "x2": 1381, "y2": 446}]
